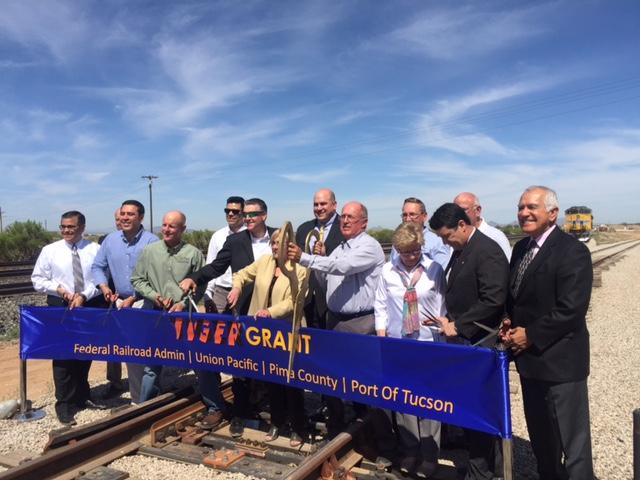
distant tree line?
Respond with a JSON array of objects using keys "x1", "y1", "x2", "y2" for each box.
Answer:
[{"x1": 0, "y1": 221, "x2": 55, "y2": 262}]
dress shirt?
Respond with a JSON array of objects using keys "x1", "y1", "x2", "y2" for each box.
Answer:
[
  {"x1": 478, "y1": 218, "x2": 512, "y2": 260},
  {"x1": 308, "y1": 213, "x2": 338, "y2": 252},
  {"x1": 91, "y1": 227, "x2": 159, "y2": 298},
  {"x1": 299, "y1": 231, "x2": 384, "y2": 314},
  {"x1": 131, "y1": 241, "x2": 205, "y2": 305},
  {"x1": 374, "y1": 256, "x2": 447, "y2": 341},
  {"x1": 32, "y1": 239, "x2": 100, "y2": 300},
  {"x1": 250, "y1": 230, "x2": 272, "y2": 262},
  {"x1": 529, "y1": 224, "x2": 557, "y2": 259},
  {"x1": 391, "y1": 227, "x2": 451, "y2": 270},
  {"x1": 205, "y1": 225, "x2": 246, "y2": 295}
]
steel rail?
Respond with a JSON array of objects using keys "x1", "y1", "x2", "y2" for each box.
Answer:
[{"x1": 0, "y1": 393, "x2": 202, "y2": 480}]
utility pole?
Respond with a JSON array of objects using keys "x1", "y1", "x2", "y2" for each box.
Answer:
[
  {"x1": 0, "y1": 206, "x2": 4, "y2": 233},
  {"x1": 141, "y1": 175, "x2": 158, "y2": 233}
]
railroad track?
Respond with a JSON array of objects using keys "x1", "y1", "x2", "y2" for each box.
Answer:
[
  {"x1": 591, "y1": 239, "x2": 640, "y2": 288},
  {"x1": 0, "y1": 381, "x2": 411, "y2": 480}
]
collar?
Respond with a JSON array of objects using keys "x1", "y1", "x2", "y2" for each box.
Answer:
[
  {"x1": 251, "y1": 229, "x2": 270, "y2": 243},
  {"x1": 164, "y1": 240, "x2": 185, "y2": 255},
  {"x1": 120, "y1": 226, "x2": 145, "y2": 245},
  {"x1": 531, "y1": 224, "x2": 556, "y2": 248},
  {"x1": 318, "y1": 212, "x2": 338, "y2": 229}
]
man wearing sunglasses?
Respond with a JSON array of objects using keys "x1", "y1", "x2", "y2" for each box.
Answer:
[
  {"x1": 180, "y1": 197, "x2": 275, "y2": 438},
  {"x1": 204, "y1": 196, "x2": 246, "y2": 313}
]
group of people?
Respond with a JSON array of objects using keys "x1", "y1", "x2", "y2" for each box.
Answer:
[{"x1": 31, "y1": 185, "x2": 594, "y2": 480}]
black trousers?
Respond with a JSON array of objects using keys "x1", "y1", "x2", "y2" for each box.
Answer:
[
  {"x1": 46, "y1": 295, "x2": 93, "y2": 418},
  {"x1": 52, "y1": 359, "x2": 92, "y2": 418},
  {"x1": 521, "y1": 377, "x2": 594, "y2": 480},
  {"x1": 463, "y1": 428, "x2": 499, "y2": 480},
  {"x1": 267, "y1": 381, "x2": 306, "y2": 434}
]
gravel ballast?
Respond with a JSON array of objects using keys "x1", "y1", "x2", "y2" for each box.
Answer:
[{"x1": 0, "y1": 245, "x2": 638, "y2": 479}]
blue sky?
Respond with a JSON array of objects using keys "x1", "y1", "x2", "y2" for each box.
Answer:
[{"x1": 1, "y1": 0, "x2": 639, "y2": 232}]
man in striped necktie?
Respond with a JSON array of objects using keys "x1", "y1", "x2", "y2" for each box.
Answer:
[{"x1": 32, "y1": 211, "x2": 104, "y2": 426}]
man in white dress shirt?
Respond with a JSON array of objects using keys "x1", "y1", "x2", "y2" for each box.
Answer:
[
  {"x1": 204, "y1": 196, "x2": 246, "y2": 313},
  {"x1": 454, "y1": 192, "x2": 511, "y2": 260},
  {"x1": 31, "y1": 210, "x2": 103, "y2": 425}
]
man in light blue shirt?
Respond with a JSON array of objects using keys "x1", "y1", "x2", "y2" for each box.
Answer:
[
  {"x1": 287, "y1": 201, "x2": 392, "y2": 451},
  {"x1": 390, "y1": 197, "x2": 451, "y2": 270},
  {"x1": 91, "y1": 199, "x2": 158, "y2": 403}
]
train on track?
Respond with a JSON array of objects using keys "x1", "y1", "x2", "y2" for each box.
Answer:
[{"x1": 563, "y1": 206, "x2": 593, "y2": 242}]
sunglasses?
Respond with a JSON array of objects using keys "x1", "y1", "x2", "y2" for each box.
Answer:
[
  {"x1": 244, "y1": 211, "x2": 264, "y2": 219},
  {"x1": 224, "y1": 208, "x2": 242, "y2": 216}
]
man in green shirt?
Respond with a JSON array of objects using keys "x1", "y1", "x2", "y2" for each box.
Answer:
[{"x1": 131, "y1": 211, "x2": 225, "y2": 428}]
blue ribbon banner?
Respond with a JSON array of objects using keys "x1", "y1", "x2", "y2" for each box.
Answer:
[{"x1": 20, "y1": 306, "x2": 511, "y2": 438}]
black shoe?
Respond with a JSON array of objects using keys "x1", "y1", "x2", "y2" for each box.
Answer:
[
  {"x1": 265, "y1": 425, "x2": 279, "y2": 442},
  {"x1": 103, "y1": 383, "x2": 125, "y2": 398},
  {"x1": 229, "y1": 417, "x2": 244, "y2": 438},
  {"x1": 58, "y1": 413, "x2": 76, "y2": 426},
  {"x1": 84, "y1": 399, "x2": 108, "y2": 410},
  {"x1": 399, "y1": 456, "x2": 417, "y2": 475},
  {"x1": 415, "y1": 460, "x2": 438, "y2": 479}
]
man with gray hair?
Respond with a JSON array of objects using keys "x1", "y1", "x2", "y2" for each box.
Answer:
[
  {"x1": 287, "y1": 201, "x2": 390, "y2": 448},
  {"x1": 454, "y1": 192, "x2": 511, "y2": 260},
  {"x1": 501, "y1": 186, "x2": 594, "y2": 479}
]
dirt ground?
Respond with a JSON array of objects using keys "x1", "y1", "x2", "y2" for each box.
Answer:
[{"x1": 0, "y1": 340, "x2": 109, "y2": 401}]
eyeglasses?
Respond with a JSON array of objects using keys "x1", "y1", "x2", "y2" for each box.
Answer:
[
  {"x1": 244, "y1": 211, "x2": 264, "y2": 219},
  {"x1": 59, "y1": 225, "x2": 79, "y2": 231},
  {"x1": 224, "y1": 208, "x2": 242, "y2": 216},
  {"x1": 401, "y1": 212, "x2": 422, "y2": 219}
]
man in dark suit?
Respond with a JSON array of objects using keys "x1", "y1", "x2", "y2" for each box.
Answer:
[
  {"x1": 501, "y1": 186, "x2": 594, "y2": 479},
  {"x1": 180, "y1": 197, "x2": 276, "y2": 438},
  {"x1": 429, "y1": 202, "x2": 509, "y2": 480},
  {"x1": 295, "y1": 188, "x2": 345, "y2": 329}
]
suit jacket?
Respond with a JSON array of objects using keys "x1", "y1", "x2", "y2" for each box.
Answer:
[
  {"x1": 232, "y1": 254, "x2": 309, "y2": 319},
  {"x1": 445, "y1": 229, "x2": 509, "y2": 345},
  {"x1": 295, "y1": 216, "x2": 344, "y2": 255},
  {"x1": 189, "y1": 227, "x2": 276, "y2": 314},
  {"x1": 507, "y1": 226, "x2": 592, "y2": 382},
  {"x1": 295, "y1": 216, "x2": 345, "y2": 326}
]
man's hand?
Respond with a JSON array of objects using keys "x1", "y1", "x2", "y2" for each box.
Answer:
[
  {"x1": 227, "y1": 288, "x2": 241, "y2": 308},
  {"x1": 507, "y1": 326, "x2": 531, "y2": 355},
  {"x1": 255, "y1": 309, "x2": 271, "y2": 318},
  {"x1": 99, "y1": 284, "x2": 118, "y2": 303},
  {"x1": 68, "y1": 293, "x2": 85, "y2": 310},
  {"x1": 168, "y1": 302, "x2": 185, "y2": 313},
  {"x1": 154, "y1": 295, "x2": 173, "y2": 310},
  {"x1": 312, "y1": 240, "x2": 326, "y2": 256},
  {"x1": 437, "y1": 316, "x2": 458, "y2": 337},
  {"x1": 287, "y1": 242, "x2": 302, "y2": 263},
  {"x1": 179, "y1": 278, "x2": 197, "y2": 294},
  {"x1": 499, "y1": 317, "x2": 512, "y2": 343},
  {"x1": 119, "y1": 296, "x2": 136, "y2": 309},
  {"x1": 376, "y1": 329, "x2": 386, "y2": 337}
]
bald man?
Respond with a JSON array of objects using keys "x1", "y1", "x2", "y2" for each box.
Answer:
[
  {"x1": 295, "y1": 188, "x2": 345, "y2": 329},
  {"x1": 130, "y1": 212, "x2": 224, "y2": 430},
  {"x1": 454, "y1": 192, "x2": 511, "y2": 260}
]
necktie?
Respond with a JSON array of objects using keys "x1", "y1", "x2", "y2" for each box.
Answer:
[
  {"x1": 319, "y1": 225, "x2": 325, "y2": 243},
  {"x1": 512, "y1": 241, "x2": 536, "y2": 296},
  {"x1": 72, "y1": 244, "x2": 85, "y2": 293}
]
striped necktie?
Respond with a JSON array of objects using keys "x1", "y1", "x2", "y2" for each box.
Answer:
[
  {"x1": 512, "y1": 240, "x2": 537, "y2": 296},
  {"x1": 72, "y1": 244, "x2": 85, "y2": 293},
  {"x1": 319, "y1": 225, "x2": 325, "y2": 242}
]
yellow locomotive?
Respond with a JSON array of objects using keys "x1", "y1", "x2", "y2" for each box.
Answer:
[{"x1": 563, "y1": 206, "x2": 593, "y2": 239}]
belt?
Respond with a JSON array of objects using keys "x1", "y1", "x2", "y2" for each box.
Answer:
[
  {"x1": 328, "y1": 309, "x2": 374, "y2": 322},
  {"x1": 215, "y1": 285, "x2": 232, "y2": 291}
]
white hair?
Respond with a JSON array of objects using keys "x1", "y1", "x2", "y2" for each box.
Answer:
[{"x1": 523, "y1": 185, "x2": 559, "y2": 212}]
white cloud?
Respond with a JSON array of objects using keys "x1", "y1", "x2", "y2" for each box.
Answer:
[
  {"x1": 415, "y1": 79, "x2": 557, "y2": 156},
  {"x1": 377, "y1": 4, "x2": 548, "y2": 60},
  {"x1": 281, "y1": 167, "x2": 349, "y2": 183}
]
